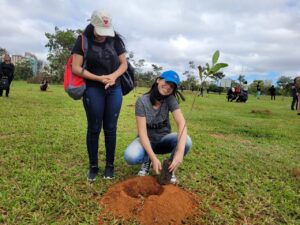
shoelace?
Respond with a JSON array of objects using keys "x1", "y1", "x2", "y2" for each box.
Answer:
[{"x1": 141, "y1": 161, "x2": 150, "y2": 171}]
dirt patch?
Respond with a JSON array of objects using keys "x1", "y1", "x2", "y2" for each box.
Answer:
[
  {"x1": 99, "y1": 176, "x2": 200, "y2": 225},
  {"x1": 127, "y1": 104, "x2": 135, "y2": 107},
  {"x1": 210, "y1": 133, "x2": 252, "y2": 145},
  {"x1": 292, "y1": 168, "x2": 300, "y2": 179},
  {"x1": 210, "y1": 133, "x2": 225, "y2": 139},
  {"x1": 250, "y1": 109, "x2": 272, "y2": 115}
]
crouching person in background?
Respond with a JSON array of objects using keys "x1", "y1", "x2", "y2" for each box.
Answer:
[{"x1": 40, "y1": 79, "x2": 49, "y2": 91}]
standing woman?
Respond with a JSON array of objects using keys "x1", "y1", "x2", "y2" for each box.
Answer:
[
  {"x1": 0, "y1": 54, "x2": 15, "y2": 97},
  {"x1": 71, "y1": 10, "x2": 127, "y2": 181},
  {"x1": 124, "y1": 70, "x2": 192, "y2": 184}
]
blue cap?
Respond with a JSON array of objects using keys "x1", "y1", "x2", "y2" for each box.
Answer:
[{"x1": 159, "y1": 70, "x2": 180, "y2": 88}]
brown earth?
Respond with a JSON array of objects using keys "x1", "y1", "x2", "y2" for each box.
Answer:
[{"x1": 99, "y1": 176, "x2": 200, "y2": 225}]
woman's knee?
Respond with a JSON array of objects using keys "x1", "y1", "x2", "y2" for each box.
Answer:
[
  {"x1": 124, "y1": 140, "x2": 144, "y2": 165},
  {"x1": 184, "y1": 135, "x2": 192, "y2": 155}
]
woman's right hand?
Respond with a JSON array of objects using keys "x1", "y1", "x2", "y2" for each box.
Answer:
[
  {"x1": 97, "y1": 76, "x2": 109, "y2": 85},
  {"x1": 151, "y1": 157, "x2": 162, "y2": 174}
]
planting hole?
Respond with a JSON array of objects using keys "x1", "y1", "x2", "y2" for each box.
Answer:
[{"x1": 123, "y1": 180, "x2": 163, "y2": 198}]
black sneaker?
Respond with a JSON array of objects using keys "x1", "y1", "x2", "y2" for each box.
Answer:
[
  {"x1": 104, "y1": 164, "x2": 114, "y2": 179},
  {"x1": 87, "y1": 166, "x2": 99, "y2": 182}
]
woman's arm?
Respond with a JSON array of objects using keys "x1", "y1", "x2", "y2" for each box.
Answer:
[
  {"x1": 169, "y1": 108, "x2": 187, "y2": 172},
  {"x1": 71, "y1": 53, "x2": 108, "y2": 84},
  {"x1": 136, "y1": 116, "x2": 162, "y2": 174},
  {"x1": 112, "y1": 53, "x2": 128, "y2": 78}
]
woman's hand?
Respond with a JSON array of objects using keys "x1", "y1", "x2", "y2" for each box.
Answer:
[
  {"x1": 151, "y1": 157, "x2": 162, "y2": 175},
  {"x1": 96, "y1": 76, "x2": 109, "y2": 84},
  {"x1": 101, "y1": 74, "x2": 117, "y2": 89},
  {"x1": 169, "y1": 153, "x2": 183, "y2": 172}
]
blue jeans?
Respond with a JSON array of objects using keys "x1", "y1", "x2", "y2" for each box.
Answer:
[
  {"x1": 83, "y1": 85, "x2": 122, "y2": 167},
  {"x1": 124, "y1": 132, "x2": 192, "y2": 165}
]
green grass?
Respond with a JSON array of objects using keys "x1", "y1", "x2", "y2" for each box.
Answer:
[{"x1": 0, "y1": 81, "x2": 299, "y2": 225}]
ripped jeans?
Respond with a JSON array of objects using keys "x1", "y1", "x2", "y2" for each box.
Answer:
[{"x1": 83, "y1": 85, "x2": 122, "y2": 167}]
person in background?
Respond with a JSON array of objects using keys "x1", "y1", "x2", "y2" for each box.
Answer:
[
  {"x1": 235, "y1": 85, "x2": 241, "y2": 96},
  {"x1": 294, "y1": 76, "x2": 300, "y2": 115},
  {"x1": 40, "y1": 79, "x2": 49, "y2": 91},
  {"x1": 291, "y1": 84, "x2": 298, "y2": 111},
  {"x1": 256, "y1": 82, "x2": 261, "y2": 99},
  {"x1": 124, "y1": 70, "x2": 192, "y2": 184},
  {"x1": 0, "y1": 54, "x2": 15, "y2": 97},
  {"x1": 269, "y1": 85, "x2": 276, "y2": 100},
  {"x1": 71, "y1": 10, "x2": 128, "y2": 181}
]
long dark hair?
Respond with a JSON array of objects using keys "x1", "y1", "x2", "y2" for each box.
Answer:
[
  {"x1": 146, "y1": 78, "x2": 185, "y2": 105},
  {"x1": 83, "y1": 24, "x2": 126, "y2": 50}
]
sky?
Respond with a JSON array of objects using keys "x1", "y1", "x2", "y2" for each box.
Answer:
[{"x1": 0, "y1": 0, "x2": 300, "y2": 84}]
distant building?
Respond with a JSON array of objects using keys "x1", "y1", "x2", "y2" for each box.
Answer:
[
  {"x1": 25, "y1": 52, "x2": 38, "y2": 75},
  {"x1": 12, "y1": 55, "x2": 25, "y2": 64}
]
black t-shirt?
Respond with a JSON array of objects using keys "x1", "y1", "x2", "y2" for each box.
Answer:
[
  {"x1": 256, "y1": 85, "x2": 261, "y2": 91},
  {"x1": 0, "y1": 62, "x2": 14, "y2": 82},
  {"x1": 71, "y1": 35, "x2": 126, "y2": 87}
]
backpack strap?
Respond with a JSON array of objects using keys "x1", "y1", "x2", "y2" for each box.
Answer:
[{"x1": 81, "y1": 34, "x2": 88, "y2": 69}]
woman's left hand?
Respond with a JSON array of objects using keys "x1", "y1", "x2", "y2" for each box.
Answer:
[
  {"x1": 168, "y1": 153, "x2": 183, "y2": 172},
  {"x1": 102, "y1": 74, "x2": 117, "y2": 89}
]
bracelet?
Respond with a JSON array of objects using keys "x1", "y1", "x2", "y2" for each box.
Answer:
[{"x1": 80, "y1": 68, "x2": 85, "y2": 75}]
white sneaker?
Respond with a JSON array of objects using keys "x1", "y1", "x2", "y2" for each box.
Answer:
[
  {"x1": 138, "y1": 160, "x2": 151, "y2": 176},
  {"x1": 170, "y1": 172, "x2": 177, "y2": 184}
]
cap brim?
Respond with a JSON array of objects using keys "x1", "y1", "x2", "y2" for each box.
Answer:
[
  {"x1": 94, "y1": 27, "x2": 115, "y2": 37},
  {"x1": 163, "y1": 78, "x2": 178, "y2": 87}
]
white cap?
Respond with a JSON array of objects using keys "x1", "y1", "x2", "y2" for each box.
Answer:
[{"x1": 90, "y1": 10, "x2": 115, "y2": 37}]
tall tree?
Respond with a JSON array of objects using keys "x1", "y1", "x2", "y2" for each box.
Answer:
[
  {"x1": 0, "y1": 47, "x2": 8, "y2": 62},
  {"x1": 152, "y1": 64, "x2": 163, "y2": 77},
  {"x1": 237, "y1": 75, "x2": 246, "y2": 84},
  {"x1": 276, "y1": 76, "x2": 293, "y2": 88},
  {"x1": 14, "y1": 60, "x2": 34, "y2": 80},
  {"x1": 127, "y1": 51, "x2": 147, "y2": 87},
  {"x1": 45, "y1": 27, "x2": 80, "y2": 82},
  {"x1": 276, "y1": 76, "x2": 293, "y2": 96},
  {"x1": 0, "y1": 47, "x2": 8, "y2": 56}
]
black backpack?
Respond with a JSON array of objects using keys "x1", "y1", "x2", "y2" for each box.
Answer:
[
  {"x1": 0, "y1": 76, "x2": 9, "y2": 89},
  {"x1": 120, "y1": 60, "x2": 135, "y2": 96},
  {"x1": 108, "y1": 39, "x2": 135, "y2": 96}
]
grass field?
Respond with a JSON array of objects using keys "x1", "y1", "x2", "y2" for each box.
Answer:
[{"x1": 0, "y1": 81, "x2": 299, "y2": 225}]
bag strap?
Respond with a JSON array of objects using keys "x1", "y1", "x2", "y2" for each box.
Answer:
[{"x1": 81, "y1": 33, "x2": 88, "y2": 69}]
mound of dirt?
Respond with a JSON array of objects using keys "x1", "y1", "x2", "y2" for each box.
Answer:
[{"x1": 99, "y1": 176, "x2": 200, "y2": 225}]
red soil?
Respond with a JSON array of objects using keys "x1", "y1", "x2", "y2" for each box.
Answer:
[{"x1": 99, "y1": 176, "x2": 200, "y2": 225}]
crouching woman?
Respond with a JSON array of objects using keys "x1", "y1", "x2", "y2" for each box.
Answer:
[{"x1": 124, "y1": 70, "x2": 192, "y2": 184}]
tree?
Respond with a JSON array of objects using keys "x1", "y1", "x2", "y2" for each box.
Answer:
[
  {"x1": 249, "y1": 80, "x2": 264, "y2": 94},
  {"x1": 0, "y1": 47, "x2": 8, "y2": 62},
  {"x1": 14, "y1": 60, "x2": 34, "y2": 80},
  {"x1": 197, "y1": 50, "x2": 228, "y2": 96},
  {"x1": 276, "y1": 76, "x2": 293, "y2": 96},
  {"x1": 151, "y1": 64, "x2": 163, "y2": 77},
  {"x1": 0, "y1": 47, "x2": 8, "y2": 56},
  {"x1": 237, "y1": 75, "x2": 246, "y2": 84},
  {"x1": 127, "y1": 51, "x2": 149, "y2": 87},
  {"x1": 45, "y1": 27, "x2": 80, "y2": 82}
]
